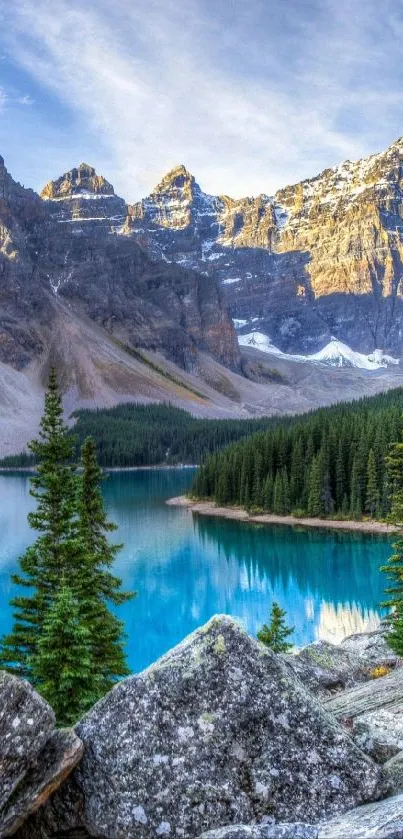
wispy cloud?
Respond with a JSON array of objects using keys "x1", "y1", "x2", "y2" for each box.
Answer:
[
  {"x1": 17, "y1": 94, "x2": 35, "y2": 106},
  {"x1": 2, "y1": 0, "x2": 403, "y2": 199},
  {"x1": 0, "y1": 87, "x2": 7, "y2": 111}
]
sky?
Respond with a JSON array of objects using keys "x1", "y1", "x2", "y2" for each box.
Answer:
[{"x1": 1, "y1": 0, "x2": 403, "y2": 202}]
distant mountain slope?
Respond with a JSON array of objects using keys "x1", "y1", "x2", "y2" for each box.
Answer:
[
  {"x1": 2, "y1": 151, "x2": 403, "y2": 455},
  {"x1": 126, "y1": 140, "x2": 403, "y2": 357}
]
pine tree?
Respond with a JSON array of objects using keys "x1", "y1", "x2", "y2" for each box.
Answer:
[
  {"x1": 257, "y1": 602, "x2": 294, "y2": 653},
  {"x1": 365, "y1": 449, "x2": 379, "y2": 517},
  {"x1": 76, "y1": 437, "x2": 134, "y2": 692},
  {"x1": 381, "y1": 436, "x2": 403, "y2": 654},
  {"x1": 30, "y1": 583, "x2": 102, "y2": 725},
  {"x1": 0, "y1": 369, "x2": 78, "y2": 678}
]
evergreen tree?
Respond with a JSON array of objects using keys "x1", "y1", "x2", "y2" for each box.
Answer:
[
  {"x1": 76, "y1": 437, "x2": 134, "y2": 692},
  {"x1": 365, "y1": 449, "x2": 379, "y2": 517},
  {"x1": 257, "y1": 602, "x2": 294, "y2": 653},
  {"x1": 0, "y1": 369, "x2": 78, "y2": 678},
  {"x1": 30, "y1": 583, "x2": 102, "y2": 725},
  {"x1": 381, "y1": 436, "x2": 403, "y2": 654}
]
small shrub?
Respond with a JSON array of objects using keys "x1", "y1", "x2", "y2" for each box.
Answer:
[{"x1": 370, "y1": 664, "x2": 392, "y2": 679}]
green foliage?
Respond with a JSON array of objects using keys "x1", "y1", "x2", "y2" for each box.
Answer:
[
  {"x1": 0, "y1": 369, "x2": 78, "y2": 679},
  {"x1": 381, "y1": 438, "x2": 403, "y2": 656},
  {"x1": 76, "y1": 437, "x2": 134, "y2": 692},
  {"x1": 0, "y1": 404, "x2": 279, "y2": 469},
  {"x1": 0, "y1": 372, "x2": 132, "y2": 723},
  {"x1": 193, "y1": 387, "x2": 403, "y2": 520},
  {"x1": 30, "y1": 584, "x2": 103, "y2": 726},
  {"x1": 257, "y1": 602, "x2": 294, "y2": 653}
]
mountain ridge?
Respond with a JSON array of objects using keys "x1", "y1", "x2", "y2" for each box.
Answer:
[
  {"x1": 2, "y1": 145, "x2": 403, "y2": 454},
  {"x1": 124, "y1": 135, "x2": 403, "y2": 358}
]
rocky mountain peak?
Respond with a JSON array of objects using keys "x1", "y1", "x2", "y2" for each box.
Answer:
[
  {"x1": 153, "y1": 164, "x2": 196, "y2": 196},
  {"x1": 40, "y1": 163, "x2": 116, "y2": 201}
]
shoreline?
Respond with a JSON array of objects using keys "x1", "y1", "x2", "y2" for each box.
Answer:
[
  {"x1": 0, "y1": 464, "x2": 198, "y2": 474},
  {"x1": 166, "y1": 496, "x2": 399, "y2": 535}
]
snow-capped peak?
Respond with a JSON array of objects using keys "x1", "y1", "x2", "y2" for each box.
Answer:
[{"x1": 237, "y1": 331, "x2": 399, "y2": 370}]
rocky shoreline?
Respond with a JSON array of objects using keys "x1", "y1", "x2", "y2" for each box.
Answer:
[
  {"x1": 2, "y1": 618, "x2": 403, "y2": 838},
  {"x1": 167, "y1": 496, "x2": 398, "y2": 535}
]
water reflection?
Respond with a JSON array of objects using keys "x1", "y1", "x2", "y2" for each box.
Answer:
[{"x1": 0, "y1": 470, "x2": 392, "y2": 673}]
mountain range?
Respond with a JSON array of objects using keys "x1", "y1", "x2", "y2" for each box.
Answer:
[{"x1": 2, "y1": 140, "x2": 403, "y2": 454}]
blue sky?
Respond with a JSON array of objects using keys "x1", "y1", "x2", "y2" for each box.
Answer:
[{"x1": 1, "y1": 0, "x2": 403, "y2": 201}]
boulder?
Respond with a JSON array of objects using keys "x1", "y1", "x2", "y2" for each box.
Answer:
[
  {"x1": 21, "y1": 615, "x2": 386, "y2": 839},
  {"x1": 384, "y1": 753, "x2": 403, "y2": 796},
  {"x1": 317, "y1": 792, "x2": 403, "y2": 837},
  {"x1": 323, "y1": 666, "x2": 403, "y2": 721},
  {"x1": 340, "y1": 628, "x2": 400, "y2": 670},
  {"x1": 1, "y1": 729, "x2": 83, "y2": 836},
  {"x1": 0, "y1": 671, "x2": 83, "y2": 837},
  {"x1": 0, "y1": 671, "x2": 55, "y2": 812},
  {"x1": 199, "y1": 825, "x2": 318, "y2": 838},
  {"x1": 284, "y1": 640, "x2": 369, "y2": 697},
  {"x1": 352, "y1": 709, "x2": 403, "y2": 764}
]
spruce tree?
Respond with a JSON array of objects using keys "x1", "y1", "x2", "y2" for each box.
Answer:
[
  {"x1": 257, "y1": 602, "x2": 294, "y2": 653},
  {"x1": 76, "y1": 437, "x2": 134, "y2": 692},
  {"x1": 30, "y1": 583, "x2": 102, "y2": 725},
  {"x1": 365, "y1": 449, "x2": 379, "y2": 517},
  {"x1": 0, "y1": 369, "x2": 78, "y2": 678},
  {"x1": 381, "y1": 438, "x2": 403, "y2": 654}
]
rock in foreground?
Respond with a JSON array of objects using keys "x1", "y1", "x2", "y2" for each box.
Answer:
[
  {"x1": 23, "y1": 615, "x2": 386, "y2": 839},
  {"x1": 318, "y1": 792, "x2": 403, "y2": 837},
  {"x1": 0, "y1": 672, "x2": 82, "y2": 836},
  {"x1": 284, "y1": 639, "x2": 369, "y2": 697}
]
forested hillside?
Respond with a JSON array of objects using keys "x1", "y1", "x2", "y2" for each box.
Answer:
[
  {"x1": 192, "y1": 388, "x2": 403, "y2": 519},
  {"x1": 0, "y1": 404, "x2": 277, "y2": 468}
]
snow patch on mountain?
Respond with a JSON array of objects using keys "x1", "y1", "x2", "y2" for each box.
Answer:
[{"x1": 238, "y1": 333, "x2": 400, "y2": 370}]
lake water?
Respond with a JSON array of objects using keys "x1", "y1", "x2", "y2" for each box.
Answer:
[{"x1": 0, "y1": 469, "x2": 393, "y2": 673}]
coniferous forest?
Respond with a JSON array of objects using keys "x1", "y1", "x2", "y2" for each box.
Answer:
[
  {"x1": 192, "y1": 387, "x2": 403, "y2": 520},
  {"x1": 0, "y1": 403, "x2": 278, "y2": 468}
]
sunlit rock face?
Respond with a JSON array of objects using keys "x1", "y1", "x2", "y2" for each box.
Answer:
[
  {"x1": 41, "y1": 163, "x2": 127, "y2": 225},
  {"x1": 126, "y1": 139, "x2": 403, "y2": 356}
]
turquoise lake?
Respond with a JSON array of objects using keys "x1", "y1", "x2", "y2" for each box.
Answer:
[{"x1": 0, "y1": 468, "x2": 393, "y2": 673}]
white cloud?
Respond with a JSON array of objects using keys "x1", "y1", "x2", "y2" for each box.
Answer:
[
  {"x1": 3, "y1": 0, "x2": 403, "y2": 200},
  {"x1": 0, "y1": 87, "x2": 7, "y2": 110},
  {"x1": 17, "y1": 94, "x2": 35, "y2": 106}
]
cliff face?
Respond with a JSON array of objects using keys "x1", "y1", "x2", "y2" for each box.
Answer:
[
  {"x1": 0, "y1": 158, "x2": 239, "y2": 374},
  {"x1": 126, "y1": 140, "x2": 403, "y2": 355}
]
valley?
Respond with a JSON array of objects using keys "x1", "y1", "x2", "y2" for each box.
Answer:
[{"x1": 3, "y1": 141, "x2": 403, "y2": 454}]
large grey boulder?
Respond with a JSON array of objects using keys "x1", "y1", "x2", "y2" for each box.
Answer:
[
  {"x1": 353, "y1": 709, "x2": 403, "y2": 764},
  {"x1": 284, "y1": 640, "x2": 369, "y2": 697},
  {"x1": 384, "y1": 753, "x2": 403, "y2": 797},
  {"x1": 318, "y1": 792, "x2": 403, "y2": 837},
  {"x1": 0, "y1": 671, "x2": 54, "y2": 812},
  {"x1": 324, "y1": 666, "x2": 403, "y2": 721},
  {"x1": 0, "y1": 671, "x2": 83, "y2": 837},
  {"x1": 21, "y1": 615, "x2": 386, "y2": 839},
  {"x1": 341, "y1": 628, "x2": 400, "y2": 670}
]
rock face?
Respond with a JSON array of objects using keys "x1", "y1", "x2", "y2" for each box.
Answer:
[
  {"x1": 323, "y1": 665, "x2": 403, "y2": 721},
  {"x1": 199, "y1": 825, "x2": 318, "y2": 839},
  {"x1": 284, "y1": 640, "x2": 370, "y2": 697},
  {"x1": 384, "y1": 752, "x2": 403, "y2": 796},
  {"x1": 318, "y1": 792, "x2": 403, "y2": 838},
  {"x1": 0, "y1": 156, "x2": 239, "y2": 378},
  {"x1": 127, "y1": 139, "x2": 403, "y2": 357},
  {"x1": 0, "y1": 671, "x2": 82, "y2": 836},
  {"x1": 21, "y1": 615, "x2": 386, "y2": 839},
  {"x1": 340, "y1": 627, "x2": 400, "y2": 669},
  {"x1": 352, "y1": 708, "x2": 403, "y2": 764}
]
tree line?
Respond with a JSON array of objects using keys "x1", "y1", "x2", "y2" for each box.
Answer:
[
  {"x1": 0, "y1": 403, "x2": 281, "y2": 469},
  {"x1": 192, "y1": 387, "x2": 403, "y2": 520}
]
